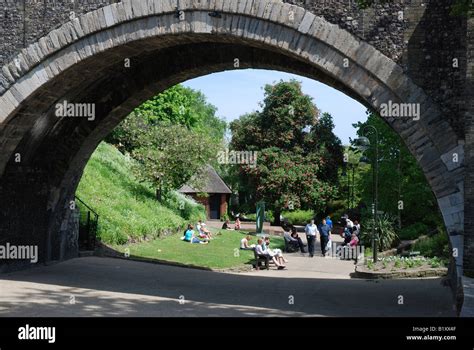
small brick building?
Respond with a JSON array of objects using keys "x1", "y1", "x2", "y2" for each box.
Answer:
[{"x1": 178, "y1": 165, "x2": 232, "y2": 220}]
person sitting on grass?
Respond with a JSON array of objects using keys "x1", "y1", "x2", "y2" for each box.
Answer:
[
  {"x1": 264, "y1": 237, "x2": 288, "y2": 264},
  {"x1": 183, "y1": 224, "x2": 208, "y2": 244},
  {"x1": 255, "y1": 238, "x2": 285, "y2": 269},
  {"x1": 197, "y1": 220, "x2": 213, "y2": 239},
  {"x1": 222, "y1": 219, "x2": 234, "y2": 230},
  {"x1": 240, "y1": 235, "x2": 255, "y2": 250},
  {"x1": 234, "y1": 217, "x2": 241, "y2": 230}
]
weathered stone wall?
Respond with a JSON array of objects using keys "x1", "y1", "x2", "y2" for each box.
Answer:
[
  {"x1": 464, "y1": 16, "x2": 474, "y2": 278},
  {"x1": 0, "y1": 0, "x2": 407, "y2": 67},
  {"x1": 0, "y1": 0, "x2": 115, "y2": 66},
  {"x1": 403, "y1": 0, "x2": 467, "y2": 140},
  {"x1": 0, "y1": 0, "x2": 467, "y2": 136},
  {"x1": 286, "y1": 0, "x2": 408, "y2": 61}
]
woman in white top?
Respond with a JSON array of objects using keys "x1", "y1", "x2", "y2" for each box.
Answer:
[
  {"x1": 264, "y1": 237, "x2": 288, "y2": 264},
  {"x1": 197, "y1": 220, "x2": 213, "y2": 239},
  {"x1": 240, "y1": 235, "x2": 255, "y2": 250}
]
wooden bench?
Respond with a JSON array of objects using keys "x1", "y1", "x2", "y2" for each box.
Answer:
[{"x1": 252, "y1": 248, "x2": 270, "y2": 270}]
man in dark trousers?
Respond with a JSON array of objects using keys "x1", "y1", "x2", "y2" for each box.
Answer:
[
  {"x1": 319, "y1": 218, "x2": 332, "y2": 257},
  {"x1": 305, "y1": 219, "x2": 318, "y2": 257}
]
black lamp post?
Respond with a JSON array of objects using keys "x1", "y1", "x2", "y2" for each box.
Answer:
[
  {"x1": 343, "y1": 163, "x2": 357, "y2": 210},
  {"x1": 341, "y1": 167, "x2": 350, "y2": 210},
  {"x1": 355, "y1": 126, "x2": 379, "y2": 263},
  {"x1": 350, "y1": 163, "x2": 356, "y2": 209}
]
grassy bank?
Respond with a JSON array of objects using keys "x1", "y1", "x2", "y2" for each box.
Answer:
[{"x1": 76, "y1": 142, "x2": 205, "y2": 244}]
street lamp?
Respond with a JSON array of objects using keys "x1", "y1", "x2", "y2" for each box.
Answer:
[
  {"x1": 341, "y1": 167, "x2": 351, "y2": 210},
  {"x1": 349, "y1": 162, "x2": 356, "y2": 209},
  {"x1": 355, "y1": 126, "x2": 379, "y2": 263},
  {"x1": 342, "y1": 162, "x2": 357, "y2": 210}
]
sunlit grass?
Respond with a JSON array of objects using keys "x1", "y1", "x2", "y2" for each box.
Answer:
[
  {"x1": 76, "y1": 142, "x2": 188, "y2": 244},
  {"x1": 112, "y1": 229, "x2": 285, "y2": 269}
]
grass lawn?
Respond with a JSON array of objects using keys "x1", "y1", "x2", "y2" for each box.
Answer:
[{"x1": 111, "y1": 229, "x2": 285, "y2": 270}]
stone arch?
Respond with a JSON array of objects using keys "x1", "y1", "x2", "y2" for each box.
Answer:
[{"x1": 0, "y1": 0, "x2": 463, "y2": 278}]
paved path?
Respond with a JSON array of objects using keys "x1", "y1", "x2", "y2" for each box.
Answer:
[
  {"x1": 0, "y1": 254, "x2": 455, "y2": 317},
  {"x1": 206, "y1": 220, "x2": 286, "y2": 235}
]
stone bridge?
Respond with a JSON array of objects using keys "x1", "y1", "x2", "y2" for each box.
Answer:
[{"x1": 0, "y1": 0, "x2": 472, "y2": 313}]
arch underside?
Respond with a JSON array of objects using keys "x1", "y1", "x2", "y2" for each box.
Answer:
[{"x1": 0, "y1": 1, "x2": 463, "y2": 276}]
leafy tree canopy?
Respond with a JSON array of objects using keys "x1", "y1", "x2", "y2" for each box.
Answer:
[
  {"x1": 107, "y1": 84, "x2": 226, "y2": 153},
  {"x1": 229, "y1": 79, "x2": 343, "y2": 221},
  {"x1": 131, "y1": 122, "x2": 215, "y2": 196},
  {"x1": 351, "y1": 111, "x2": 442, "y2": 229},
  {"x1": 106, "y1": 84, "x2": 226, "y2": 197}
]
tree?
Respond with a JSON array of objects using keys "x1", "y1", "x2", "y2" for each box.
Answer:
[
  {"x1": 107, "y1": 84, "x2": 226, "y2": 153},
  {"x1": 131, "y1": 122, "x2": 215, "y2": 199},
  {"x1": 351, "y1": 111, "x2": 442, "y2": 230},
  {"x1": 307, "y1": 112, "x2": 344, "y2": 182},
  {"x1": 105, "y1": 84, "x2": 226, "y2": 199},
  {"x1": 230, "y1": 79, "x2": 343, "y2": 224},
  {"x1": 243, "y1": 148, "x2": 338, "y2": 216}
]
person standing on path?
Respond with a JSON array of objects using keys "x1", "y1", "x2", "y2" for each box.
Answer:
[
  {"x1": 305, "y1": 219, "x2": 318, "y2": 257},
  {"x1": 319, "y1": 219, "x2": 332, "y2": 257},
  {"x1": 326, "y1": 216, "x2": 333, "y2": 230}
]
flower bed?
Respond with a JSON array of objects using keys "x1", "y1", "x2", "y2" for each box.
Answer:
[{"x1": 354, "y1": 256, "x2": 448, "y2": 279}]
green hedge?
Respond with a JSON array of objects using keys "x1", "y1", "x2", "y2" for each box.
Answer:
[
  {"x1": 244, "y1": 210, "x2": 274, "y2": 223},
  {"x1": 281, "y1": 209, "x2": 314, "y2": 225}
]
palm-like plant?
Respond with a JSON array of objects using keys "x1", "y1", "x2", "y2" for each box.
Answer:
[{"x1": 361, "y1": 213, "x2": 398, "y2": 251}]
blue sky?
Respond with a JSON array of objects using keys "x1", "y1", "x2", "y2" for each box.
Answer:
[{"x1": 183, "y1": 69, "x2": 368, "y2": 145}]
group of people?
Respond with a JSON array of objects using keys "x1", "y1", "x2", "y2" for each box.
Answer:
[
  {"x1": 283, "y1": 225, "x2": 307, "y2": 253},
  {"x1": 182, "y1": 214, "x2": 361, "y2": 265},
  {"x1": 221, "y1": 218, "x2": 241, "y2": 230},
  {"x1": 240, "y1": 235, "x2": 288, "y2": 269},
  {"x1": 183, "y1": 217, "x2": 244, "y2": 245},
  {"x1": 303, "y1": 218, "x2": 333, "y2": 257},
  {"x1": 284, "y1": 215, "x2": 361, "y2": 258},
  {"x1": 182, "y1": 220, "x2": 214, "y2": 244},
  {"x1": 340, "y1": 215, "x2": 361, "y2": 248}
]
